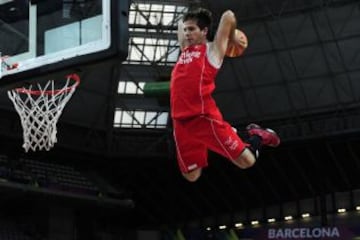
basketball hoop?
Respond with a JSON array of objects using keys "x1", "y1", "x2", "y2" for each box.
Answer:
[{"x1": 7, "y1": 74, "x2": 80, "y2": 152}]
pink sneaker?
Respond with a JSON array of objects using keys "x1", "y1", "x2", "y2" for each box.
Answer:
[{"x1": 246, "y1": 123, "x2": 280, "y2": 147}]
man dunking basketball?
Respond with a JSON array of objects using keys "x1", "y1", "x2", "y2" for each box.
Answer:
[{"x1": 170, "y1": 8, "x2": 280, "y2": 182}]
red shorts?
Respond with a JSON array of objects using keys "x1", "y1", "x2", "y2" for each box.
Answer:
[{"x1": 172, "y1": 115, "x2": 246, "y2": 173}]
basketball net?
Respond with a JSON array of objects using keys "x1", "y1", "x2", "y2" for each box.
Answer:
[{"x1": 7, "y1": 74, "x2": 80, "y2": 152}]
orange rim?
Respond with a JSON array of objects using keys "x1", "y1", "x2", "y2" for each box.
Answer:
[{"x1": 15, "y1": 74, "x2": 80, "y2": 95}]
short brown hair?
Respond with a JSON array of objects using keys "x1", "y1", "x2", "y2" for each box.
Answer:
[{"x1": 183, "y1": 8, "x2": 212, "y2": 31}]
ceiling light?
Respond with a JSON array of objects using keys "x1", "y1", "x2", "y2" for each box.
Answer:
[
  {"x1": 251, "y1": 220, "x2": 259, "y2": 225},
  {"x1": 234, "y1": 223, "x2": 243, "y2": 228},
  {"x1": 337, "y1": 208, "x2": 346, "y2": 213},
  {"x1": 302, "y1": 213, "x2": 310, "y2": 218}
]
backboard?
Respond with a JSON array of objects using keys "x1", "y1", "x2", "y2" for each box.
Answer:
[{"x1": 0, "y1": 0, "x2": 129, "y2": 87}]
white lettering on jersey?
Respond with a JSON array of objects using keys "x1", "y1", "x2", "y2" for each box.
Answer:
[
  {"x1": 224, "y1": 136, "x2": 239, "y2": 151},
  {"x1": 178, "y1": 49, "x2": 201, "y2": 64}
]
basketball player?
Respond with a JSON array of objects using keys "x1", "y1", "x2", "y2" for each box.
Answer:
[{"x1": 170, "y1": 8, "x2": 280, "y2": 182}]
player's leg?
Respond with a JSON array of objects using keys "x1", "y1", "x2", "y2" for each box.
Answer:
[
  {"x1": 191, "y1": 116, "x2": 280, "y2": 169},
  {"x1": 178, "y1": 139, "x2": 207, "y2": 182},
  {"x1": 187, "y1": 116, "x2": 250, "y2": 167},
  {"x1": 233, "y1": 123, "x2": 280, "y2": 165},
  {"x1": 182, "y1": 168, "x2": 202, "y2": 182},
  {"x1": 232, "y1": 148, "x2": 256, "y2": 169},
  {"x1": 173, "y1": 119, "x2": 208, "y2": 182}
]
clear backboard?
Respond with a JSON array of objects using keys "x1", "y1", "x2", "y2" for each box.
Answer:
[{"x1": 0, "y1": 0, "x2": 129, "y2": 86}]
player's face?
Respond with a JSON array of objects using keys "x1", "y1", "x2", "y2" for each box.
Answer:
[{"x1": 183, "y1": 20, "x2": 207, "y2": 46}]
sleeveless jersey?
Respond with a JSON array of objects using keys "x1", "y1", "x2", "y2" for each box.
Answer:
[{"x1": 170, "y1": 43, "x2": 221, "y2": 119}]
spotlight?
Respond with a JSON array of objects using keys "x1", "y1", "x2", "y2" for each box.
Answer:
[
  {"x1": 234, "y1": 223, "x2": 243, "y2": 228},
  {"x1": 251, "y1": 220, "x2": 259, "y2": 225},
  {"x1": 337, "y1": 208, "x2": 346, "y2": 213},
  {"x1": 218, "y1": 225, "x2": 226, "y2": 230},
  {"x1": 301, "y1": 213, "x2": 310, "y2": 218}
]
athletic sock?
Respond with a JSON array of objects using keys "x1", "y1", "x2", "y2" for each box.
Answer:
[{"x1": 245, "y1": 135, "x2": 262, "y2": 159}]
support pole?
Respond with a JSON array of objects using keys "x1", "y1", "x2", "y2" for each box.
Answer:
[{"x1": 143, "y1": 81, "x2": 170, "y2": 97}]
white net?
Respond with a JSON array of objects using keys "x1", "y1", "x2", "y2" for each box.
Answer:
[{"x1": 7, "y1": 75, "x2": 79, "y2": 152}]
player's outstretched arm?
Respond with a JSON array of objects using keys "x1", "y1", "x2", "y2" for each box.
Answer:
[
  {"x1": 177, "y1": 20, "x2": 186, "y2": 51},
  {"x1": 211, "y1": 10, "x2": 237, "y2": 59}
]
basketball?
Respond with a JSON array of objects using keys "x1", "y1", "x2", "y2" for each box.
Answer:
[{"x1": 226, "y1": 29, "x2": 248, "y2": 58}]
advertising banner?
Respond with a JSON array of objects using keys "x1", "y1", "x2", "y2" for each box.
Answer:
[{"x1": 255, "y1": 226, "x2": 355, "y2": 239}]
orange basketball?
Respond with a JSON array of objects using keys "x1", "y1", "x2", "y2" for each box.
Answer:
[
  {"x1": 226, "y1": 43, "x2": 245, "y2": 57},
  {"x1": 226, "y1": 29, "x2": 248, "y2": 58}
]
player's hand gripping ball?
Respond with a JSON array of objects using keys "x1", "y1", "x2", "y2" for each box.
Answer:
[{"x1": 226, "y1": 29, "x2": 248, "y2": 57}]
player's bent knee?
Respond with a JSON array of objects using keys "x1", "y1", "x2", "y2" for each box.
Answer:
[
  {"x1": 242, "y1": 156, "x2": 256, "y2": 168},
  {"x1": 183, "y1": 173, "x2": 200, "y2": 182},
  {"x1": 234, "y1": 148, "x2": 256, "y2": 169},
  {"x1": 182, "y1": 169, "x2": 202, "y2": 182}
]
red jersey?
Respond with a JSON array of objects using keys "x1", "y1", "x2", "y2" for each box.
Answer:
[{"x1": 170, "y1": 43, "x2": 221, "y2": 119}]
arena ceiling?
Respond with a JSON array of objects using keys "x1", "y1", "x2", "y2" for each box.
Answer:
[{"x1": 0, "y1": 0, "x2": 360, "y2": 229}]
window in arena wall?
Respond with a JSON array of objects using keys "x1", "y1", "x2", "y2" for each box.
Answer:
[
  {"x1": 127, "y1": 2, "x2": 187, "y2": 65},
  {"x1": 114, "y1": 109, "x2": 168, "y2": 129},
  {"x1": 118, "y1": 81, "x2": 145, "y2": 94}
]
